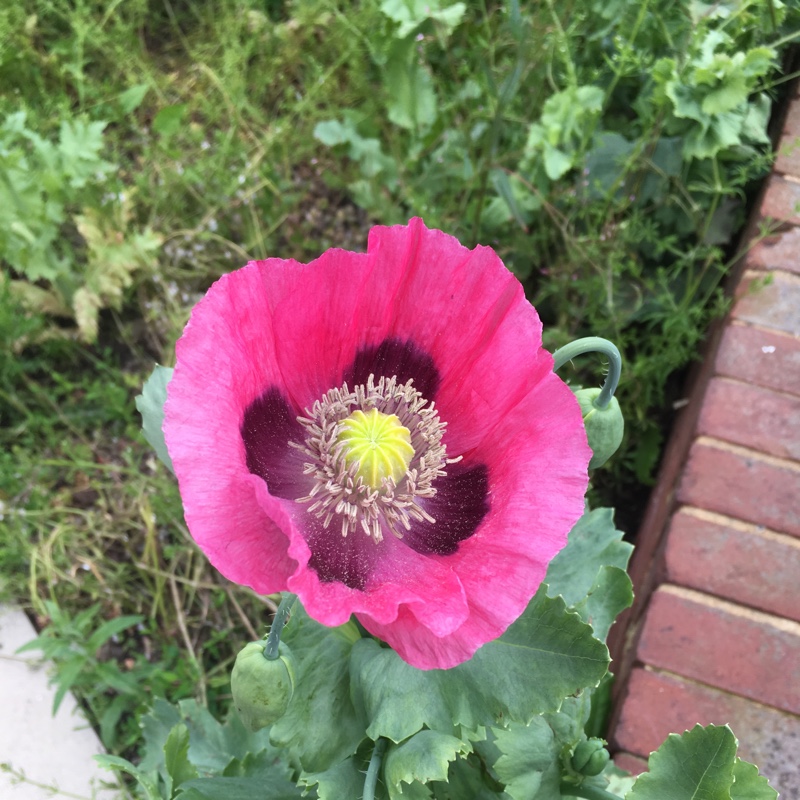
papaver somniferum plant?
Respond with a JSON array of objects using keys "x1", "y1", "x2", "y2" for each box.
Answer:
[{"x1": 126, "y1": 219, "x2": 777, "y2": 800}]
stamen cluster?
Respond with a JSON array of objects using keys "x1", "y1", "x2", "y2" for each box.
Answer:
[{"x1": 293, "y1": 375, "x2": 459, "y2": 543}]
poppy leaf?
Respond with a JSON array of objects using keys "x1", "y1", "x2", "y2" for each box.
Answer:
[
  {"x1": 300, "y1": 753, "x2": 368, "y2": 800},
  {"x1": 174, "y1": 774, "x2": 304, "y2": 800},
  {"x1": 384, "y1": 730, "x2": 472, "y2": 799},
  {"x1": 445, "y1": 753, "x2": 508, "y2": 798},
  {"x1": 730, "y1": 758, "x2": 778, "y2": 800},
  {"x1": 136, "y1": 365, "x2": 174, "y2": 474},
  {"x1": 270, "y1": 604, "x2": 366, "y2": 773},
  {"x1": 572, "y1": 565, "x2": 633, "y2": 643},
  {"x1": 545, "y1": 507, "x2": 632, "y2": 608},
  {"x1": 627, "y1": 724, "x2": 767, "y2": 800},
  {"x1": 482, "y1": 717, "x2": 561, "y2": 800},
  {"x1": 138, "y1": 698, "x2": 281, "y2": 780},
  {"x1": 351, "y1": 587, "x2": 609, "y2": 744},
  {"x1": 163, "y1": 724, "x2": 199, "y2": 795},
  {"x1": 95, "y1": 754, "x2": 161, "y2": 800}
]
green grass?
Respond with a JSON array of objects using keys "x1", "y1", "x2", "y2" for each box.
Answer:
[
  {"x1": 0, "y1": 292, "x2": 274, "y2": 755},
  {"x1": 1, "y1": 0, "x2": 797, "y2": 763}
]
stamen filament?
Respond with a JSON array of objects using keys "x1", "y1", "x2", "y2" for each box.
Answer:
[{"x1": 295, "y1": 375, "x2": 450, "y2": 543}]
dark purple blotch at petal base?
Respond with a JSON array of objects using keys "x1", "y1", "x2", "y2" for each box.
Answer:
[
  {"x1": 303, "y1": 464, "x2": 489, "y2": 589},
  {"x1": 403, "y1": 463, "x2": 490, "y2": 555},
  {"x1": 344, "y1": 338, "x2": 440, "y2": 399},
  {"x1": 241, "y1": 388, "x2": 306, "y2": 500},
  {"x1": 240, "y1": 350, "x2": 488, "y2": 591},
  {"x1": 304, "y1": 515, "x2": 379, "y2": 591},
  {"x1": 240, "y1": 387, "x2": 377, "y2": 591}
]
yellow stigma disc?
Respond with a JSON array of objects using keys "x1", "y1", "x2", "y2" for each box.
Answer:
[{"x1": 337, "y1": 408, "x2": 414, "y2": 488}]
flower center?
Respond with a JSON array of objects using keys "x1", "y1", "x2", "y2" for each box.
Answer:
[
  {"x1": 337, "y1": 408, "x2": 414, "y2": 489},
  {"x1": 292, "y1": 374, "x2": 460, "y2": 544}
]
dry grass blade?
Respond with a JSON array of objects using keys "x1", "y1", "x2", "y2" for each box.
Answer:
[
  {"x1": 225, "y1": 587, "x2": 259, "y2": 641},
  {"x1": 169, "y1": 574, "x2": 206, "y2": 706}
]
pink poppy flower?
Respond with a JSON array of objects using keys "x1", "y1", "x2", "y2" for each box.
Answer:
[{"x1": 164, "y1": 218, "x2": 590, "y2": 670}]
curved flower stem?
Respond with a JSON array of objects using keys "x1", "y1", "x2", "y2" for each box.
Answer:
[
  {"x1": 552, "y1": 337, "x2": 622, "y2": 410},
  {"x1": 364, "y1": 738, "x2": 388, "y2": 800},
  {"x1": 264, "y1": 593, "x2": 296, "y2": 660},
  {"x1": 559, "y1": 781, "x2": 623, "y2": 800}
]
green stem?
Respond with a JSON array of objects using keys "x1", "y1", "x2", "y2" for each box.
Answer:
[
  {"x1": 352, "y1": 616, "x2": 373, "y2": 639},
  {"x1": 771, "y1": 27, "x2": 800, "y2": 48},
  {"x1": 559, "y1": 781, "x2": 623, "y2": 800},
  {"x1": 264, "y1": 593, "x2": 296, "y2": 660},
  {"x1": 552, "y1": 337, "x2": 622, "y2": 409},
  {"x1": 364, "y1": 738, "x2": 388, "y2": 800},
  {"x1": 545, "y1": 0, "x2": 577, "y2": 86}
]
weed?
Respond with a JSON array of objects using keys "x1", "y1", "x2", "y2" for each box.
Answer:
[
  {"x1": 0, "y1": 111, "x2": 161, "y2": 341},
  {"x1": 0, "y1": 329, "x2": 273, "y2": 757}
]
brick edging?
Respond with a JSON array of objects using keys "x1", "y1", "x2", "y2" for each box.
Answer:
[{"x1": 607, "y1": 74, "x2": 800, "y2": 741}]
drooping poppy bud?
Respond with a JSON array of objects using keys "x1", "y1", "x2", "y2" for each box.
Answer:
[
  {"x1": 230, "y1": 640, "x2": 296, "y2": 732},
  {"x1": 574, "y1": 388, "x2": 624, "y2": 469},
  {"x1": 571, "y1": 737, "x2": 610, "y2": 776}
]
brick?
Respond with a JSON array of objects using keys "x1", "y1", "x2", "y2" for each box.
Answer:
[
  {"x1": 734, "y1": 270, "x2": 800, "y2": 337},
  {"x1": 759, "y1": 175, "x2": 800, "y2": 225},
  {"x1": 715, "y1": 322, "x2": 800, "y2": 398},
  {"x1": 746, "y1": 226, "x2": 800, "y2": 274},
  {"x1": 664, "y1": 508, "x2": 800, "y2": 622},
  {"x1": 612, "y1": 667, "x2": 800, "y2": 795},
  {"x1": 678, "y1": 440, "x2": 800, "y2": 538},
  {"x1": 636, "y1": 586, "x2": 800, "y2": 713},
  {"x1": 612, "y1": 752, "x2": 648, "y2": 777},
  {"x1": 697, "y1": 377, "x2": 800, "y2": 459},
  {"x1": 775, "y1": 98, "x2": 800, "y2": 177}
]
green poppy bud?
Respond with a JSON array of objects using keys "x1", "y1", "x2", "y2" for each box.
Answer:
[
  {"x1": 571, "y1": 737, "x2": 610, "y2": 776},
  {"x1": 230, "y1": 640, "x2": 296, "y2": 732},
  {"x1": 574, "y1": 388, "x2": 624, "y2": 469}
]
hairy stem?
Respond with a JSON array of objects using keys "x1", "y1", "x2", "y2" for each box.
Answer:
[
  {"x1": 264, "y1": 592, "x2": 296, "y2": 660},
  {"x1": 364, "y1": 738, "x2": 388, "y2": 800},
  {"x1": 559, "y1": 781, "x2": 623, "y2": 800},
  {"x1": 552, "y1": 337, "x2": 622, "y2": 409}
]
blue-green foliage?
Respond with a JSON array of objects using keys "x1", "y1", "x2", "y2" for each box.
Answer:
[{"x1": 99, "y1": 509, "x2": 775, "y2": 799}]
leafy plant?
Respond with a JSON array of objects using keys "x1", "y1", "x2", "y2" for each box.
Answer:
[
  {"x1": 308, "y1": 0, "x2": 791, "y2": 504},
  {"x1": 96, "y1": 508, "x2": 776, "y2": 799},
  {"x1": 17, "y1": 601, "x2": 147, "y2": 750},
  {"x1": 0, "y1": 111, "x2": 160, "y2": 340},
  {"x1": 96, "y1": 697, "x2": 299, "y2": 800}
]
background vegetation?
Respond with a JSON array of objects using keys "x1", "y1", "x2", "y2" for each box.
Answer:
[{"x1": 1, "y1": 0, "x2": 798, "y2": 767}]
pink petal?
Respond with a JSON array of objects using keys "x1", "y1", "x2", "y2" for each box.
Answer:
[
  {"x1": 165, "y1": 267, "x2": 301, "y2": 591},
  {"x1": 354, "y1": 366, "x2": 590, "y2": 670},
  {"x1": 164, "y1": 219, "x2": 591, "y2": 671},
  {"x1": 359, "y1": 219, "x2": 546, "y2": 453}
]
